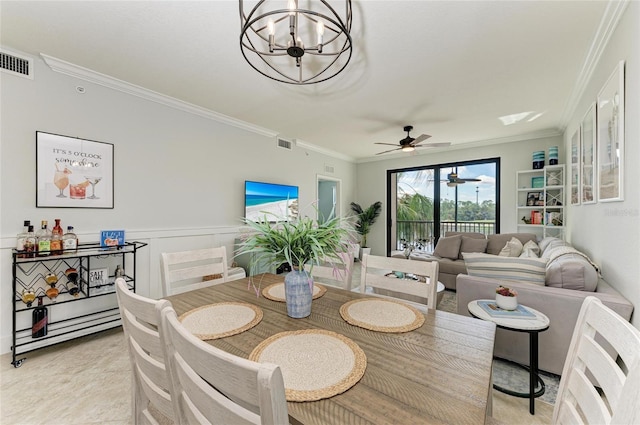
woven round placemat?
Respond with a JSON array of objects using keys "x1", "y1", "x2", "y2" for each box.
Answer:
[
  {"x1": 249, "y1": 329, "x2": 366, "y2": 402},
  {"x1": 340, "y1": 298, "x2": 425, "y2": 333},
  {"x1": 261, "y1": 282, "x2": 327, "y2": 302},
  {"x1": 178, "y1": 302, "x2": 263, "y2": 341}
]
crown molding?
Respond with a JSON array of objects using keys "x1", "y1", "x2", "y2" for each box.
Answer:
[
  {"x1": 294, "y1": 139, "x2": 355, "y2": 163},
  {"x1": 40, "y1": 53, "x2": 277, "y2": 139},
  {"x1": 558, "y1": 0, "x2": 630, "y2": 129}
]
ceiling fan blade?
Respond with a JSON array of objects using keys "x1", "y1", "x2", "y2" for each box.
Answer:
[
  {"x1": 374, "y1": 142, "x2": 402, "y2": 146},
  {"x1": 375, "y1": 147, "x2": 402, "y2": 155},
  {"x1": 460, "y1": 178, "x2": 482, "y2": 182},
  {"x1": 410, "y1": 134, "x2": 432, "y2": 145},
  {"x1": 424, "y1": 142, "x2": 452, "y2": 147}
]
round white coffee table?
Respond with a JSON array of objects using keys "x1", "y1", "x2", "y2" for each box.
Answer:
[{"x1": 468, "y1": 299, "x2": 550, "y2": 415}]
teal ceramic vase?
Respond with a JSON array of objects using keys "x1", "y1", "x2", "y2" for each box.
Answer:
[{"x1": 284, "y1": 269, "x2": 313, "y2": 318}]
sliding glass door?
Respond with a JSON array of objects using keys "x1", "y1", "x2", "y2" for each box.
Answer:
[{"x1": 387, "y1": 158, "x2": 500, "y2": 255}]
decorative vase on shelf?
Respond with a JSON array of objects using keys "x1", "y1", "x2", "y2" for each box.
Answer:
[
  {"x1": 496, "y1": 294, "x2": 518, "y2": 311},
  {"x1": 532, "y1": 151, "x2": 545, "y2": 169},
  {"x1": 284, "y1": 269, "x2": 313, "y2": 318},
  {"x1": 549, "y1": 146, "x2": 559, "y2": 165}
]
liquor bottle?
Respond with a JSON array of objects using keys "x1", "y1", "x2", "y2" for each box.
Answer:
[
  {"x1": 23, "y1": 225, "x2": 36, "y2": 258},
  {"x1": 36, "y1": 220, "x2": 52, "y2": 256},
  {"x1": 115, "y1": 265, "x2": 125, "y2": 278},
  {"x1": 16, "y1": 220, "x2": 31, "y2": 258},
  {"x1": 32, "y1": 297, "x2": 48, "y2": 338},
  {"x1": 50, "y1": 219, "x2": 63, "y2": 255},
  {"x1": 62, "y1": 226, "x2": 78, "y2": 252}
]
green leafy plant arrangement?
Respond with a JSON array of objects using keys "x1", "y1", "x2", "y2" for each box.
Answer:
[
  {"x1": 236, "y1": 209, "x2": 353, "y2": 293},
  {"x1": 350, "y1": 201, "x2": 382, "y2": 248}
]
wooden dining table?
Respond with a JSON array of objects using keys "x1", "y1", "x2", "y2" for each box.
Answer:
[{"x1": 165, "y1": 273, "x2": 496, "y2": 425}]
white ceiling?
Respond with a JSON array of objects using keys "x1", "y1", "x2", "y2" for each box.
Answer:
[{"x1": 1, "y1": 1, "x2": 611, "y2": 161}]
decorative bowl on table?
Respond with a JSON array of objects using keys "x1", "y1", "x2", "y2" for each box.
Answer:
[
  {"x1": 496, "y1": 294, "x2": 518, "y2": 310},
  {"x1": 495, "y1": 285, "x2": 518, "y2": 310}
]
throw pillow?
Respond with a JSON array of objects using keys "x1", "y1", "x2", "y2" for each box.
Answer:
[
  {"x1": 462, "y1": 252, "x2": 548, "y2": 286},
  {"x1": 498, "y1": 237, "x2": 523, "y2": 257},
  {"x1": 458, "y1": 236, "x2": 489, "y2": 259},
  {"x1": 486, "y1": 233, "x2": 537, "y2": 255},
  {"x1": 433, "y1": 235, "x2": 462, "y2": 260},
  {"x1": 519, "y1": 240, "x2": 541, "y2": 258}
]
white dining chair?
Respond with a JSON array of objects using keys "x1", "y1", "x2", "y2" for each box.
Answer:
[
  {"x1": 115, "y1": 278, "x2": 175, "y2": 425},
  {"x1": 158, "y1": 305, "x2": 289, "y2": 425},
  {"x1": 309, "y1": 251, "x2": 355, "y2": 291},
  {"x1": 359, "y1": 254, "x2": 439, "y2": 311},
  {"x1": 160, "y1": 246, "x2": 229, "y2": 296},
  {"x1": 552, "y1": 296, "x2": 640, "y2": 425}
]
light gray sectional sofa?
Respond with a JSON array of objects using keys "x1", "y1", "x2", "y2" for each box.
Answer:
[
  {"x1": 408, "y1": 232, "x2": 538, "y2": 290},
  {"x1": 454, "y1": 236, "x2": 634, "y2": 375}
]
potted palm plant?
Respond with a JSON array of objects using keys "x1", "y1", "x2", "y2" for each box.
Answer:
[
  {"x1": 350, "y1": 201, "x2": 382, "y2": 259},
  {"x1": 236, "y1": 210, "x2": 352, "y2": 318}
]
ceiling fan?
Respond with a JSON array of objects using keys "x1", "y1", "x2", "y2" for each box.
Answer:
[
  {"x1": 444, "y1": 171, "x2": 482, "y2": 187},
  {"x1": 374, "y1": 126, "x2": 451, "y2": 155}
]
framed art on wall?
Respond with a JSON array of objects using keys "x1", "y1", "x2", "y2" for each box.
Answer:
[
  {"x1": 570, "y1": 127, "x2": 581, "y2": 205},
  {"x1": 36, "y1": 132, "x2": 114, "y2": 208},
  {"x1": 597, "y1": 61, "x2": 624, "y2": 202},
  {"x1": 580, "y1": 103, "x2": 596, "y2": 204}
]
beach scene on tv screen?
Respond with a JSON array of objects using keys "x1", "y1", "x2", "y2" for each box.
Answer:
[{"x1": 245, "y1": 181, "x2": 299, "y2": 221}]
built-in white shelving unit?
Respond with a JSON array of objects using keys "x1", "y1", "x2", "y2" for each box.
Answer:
[{"x1": 516, "y1": 165, "x2": 565, "y2": 240}]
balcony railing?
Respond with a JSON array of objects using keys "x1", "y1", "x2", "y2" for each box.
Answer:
[{"x1": 396, "y1": 220, "x2": 496, "y2": 251}]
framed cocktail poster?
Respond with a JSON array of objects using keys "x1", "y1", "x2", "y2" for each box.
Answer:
[
  {"x1": 570, "y1": 127, "x2": 581, "y2": 205},
  {"x1": 36, "y1": 132, "x2": 114, "y2": 208},
  {"x1": 597, "y1": 61, "x2": 624, "y2": 202},
  {"x1": 580, "y1": 103, "x2": 596, "y2": 204}
]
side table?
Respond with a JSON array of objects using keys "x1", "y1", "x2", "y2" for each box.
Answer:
[{"x1": 468, "y1": 299, "x2": 550, "y2": 415}]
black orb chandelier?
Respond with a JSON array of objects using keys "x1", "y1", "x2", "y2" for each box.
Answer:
[{"x1": 239, "y1": 0, "x2": 353, "y2": 85}]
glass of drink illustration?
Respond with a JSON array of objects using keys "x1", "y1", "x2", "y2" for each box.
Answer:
[
  {"x1": 70, "y1": 180, "x2": 90, "y2": 199},
  {"x1": 84, "y1": 176, "x2": 102, "y2": 199},
  {"x1": 53, "y1": 167, "x2": 71, "y2": 198}
]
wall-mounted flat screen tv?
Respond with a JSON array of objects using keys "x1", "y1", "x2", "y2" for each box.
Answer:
[{"x1": 244, "y1": 180, "x2": 299, "y2": 222}]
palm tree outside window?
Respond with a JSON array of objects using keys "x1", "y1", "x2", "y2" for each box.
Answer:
[{"x1": 387, "y1": 158, "x2": 500, "y2": 256}]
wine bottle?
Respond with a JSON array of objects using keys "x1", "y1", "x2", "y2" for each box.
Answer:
[
  {"x1": 16, "y1": 220, "x2": 31, "y2": 258},
  {"x1": 65, "y1": 267, "x2": 80, "y2": 297},
  {"x1": 50, "y1": 219, "x2": 63, "y2": 255},
  {"x1": 67, "y1": 280, "x2": 80, "y2": 297},
  {"x1": 62, "y1": 226, "x2": 78, "y2": 252},
  {"x1": 32, "y1": 297, "x2": 48, "y2": 338},
  {"x1": 36, "y1": 220, "x2": 52, "y2": 256}
]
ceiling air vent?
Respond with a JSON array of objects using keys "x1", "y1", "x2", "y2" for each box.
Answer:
[
  {"x1": 276, "y1": 137, "x2": 293, "y2": 150},
  {"x1": 0, "y1": 50, "x2": 34, "y2": 79}
]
